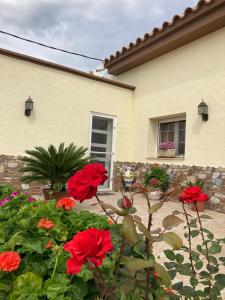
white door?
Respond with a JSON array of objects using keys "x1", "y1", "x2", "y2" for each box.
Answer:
[{"x1": 90, "y1": 114, "x2": 115, "y2": 190}]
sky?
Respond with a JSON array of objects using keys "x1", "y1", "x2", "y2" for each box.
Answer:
[{"x1": 0, "y1": 0, "x2": 198, "y2": 72}]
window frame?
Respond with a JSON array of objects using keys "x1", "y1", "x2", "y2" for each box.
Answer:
[{"x1": 157, "y1": 118, "x2": 186, "y2": 157}]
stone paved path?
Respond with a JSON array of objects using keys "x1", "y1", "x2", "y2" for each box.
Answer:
[{"x1": 76, "y1": 192, "x2": 225, "y2": 298}]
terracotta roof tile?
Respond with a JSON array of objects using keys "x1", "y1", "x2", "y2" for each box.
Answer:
[{"x1": 104, "y1": 0, "x2": 214, "y2": 65}]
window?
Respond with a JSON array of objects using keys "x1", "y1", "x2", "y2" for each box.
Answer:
[{"x1": 158, "y1": 120, "x2": 186, "y2": 155}]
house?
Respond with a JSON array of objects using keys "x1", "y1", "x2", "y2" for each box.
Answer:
[{"x1": 0, "y1": 0, "x2": 225, "y2": 211}]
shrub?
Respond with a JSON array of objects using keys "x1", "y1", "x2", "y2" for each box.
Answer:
[
  {"x1": 0, "y1": 193, "x2": 110, "y2": 299},
  {"x1": 144, "y1": 166, "x2": 169, "y2": 192},
  {"x1": 19, "y1": 143, "x2": 89, "y2": 192},
  {"x1": 0, "y1": 184, "x2": 15, "y2": 198}
]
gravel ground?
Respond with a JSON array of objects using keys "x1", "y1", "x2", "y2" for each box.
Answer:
[{"x1": 76, "y1": 192, "x2": 225, "y2": 299}]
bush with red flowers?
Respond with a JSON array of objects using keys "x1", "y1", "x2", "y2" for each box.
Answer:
[
  {"x1": 0, "y1": 165, "x2": 225, "y2": 300},
  {"x1": 0, "y1": 192, "x2": 111, "y2": 299}
]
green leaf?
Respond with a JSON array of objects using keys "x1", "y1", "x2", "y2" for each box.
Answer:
[
  {"x1": 172, "y1": 282, "x2": 183, "y2": 291},
  {"x1": 128, "y1": 207, "x2": 137, "y2": 214},
  {"x1": 22, "y1": 240, "x2": 43, "y2": 254},
  {"x1": 209, "y1": 243, "x2": 222, "y2": 254},
  {"x1": 168, "y1": 270, "x2": 176, "y2": 280},
  {"x1": 195, "y1": 260, "x2": 203, "y2": 270},
  {"x1": 190, "y1": 230, "x2": 200, "y2": 238},
  {"x1": 68, "y1": 277, "x2": 88, "y2": 300},
  {"x1": 214, "y1": 274, "x2": 225, "y2": 285},
  {"x1": 154, "y1": 262, "x2": 171, "y2": 287},
  {"x1": 164, "y1": 262, "x2": 177, "y2": 269},
  {"x1": 149, "y1": 202, "x2": 163, "y2": 214},
  {"x1": 175, "y1": 253, "x2": 184, "y2": 264},
  {"x1": 180, "y1": 286, "x2": 195, "y2": 297},
  {"x1": 77, "y1": 265, "x2": 93, "y2": 281},
  {"x1": 218, "y1": 257, "x2": 225, "y2": 264},
  {"x1": 200, "y1": 214, "x2": 213, "y2": 219},
  {"x1": 199, "y1": 271, "x2": 211, "y2": 279},
  {"x1": 43, "y1": 275, "x2": 70, "y2": 299},
  {"x1": 122, "y1": 257, "x2": 154, "y2": 272},
  {"x1": 164, "y1": 249, "x2": 176, "y2": 261},
  {"x1": 162, "y1": 232, "x2": 183, "y2": 250},
  {"x1": 10, "y1": 272, "x2": 42, "y2": 300},
  {"x1": 162, "y1": 215, "x2": 183, "y2": 230},
  {"x1": 122, "y1": 216, "x2": 138, "y2": 246},
  {"x1": 190, "y1": 277, "x2": 198, "y2": 287},
  {"x1": 137, "y1": 223, "x2": 152, "y2": 240},
  {"x1": 208, "y1": 256, "x2": 218, "y2": 265}
]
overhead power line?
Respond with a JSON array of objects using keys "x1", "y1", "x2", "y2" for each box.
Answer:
[{"x1": 0, "y1": 30, "x2": 103, "y2": 62}]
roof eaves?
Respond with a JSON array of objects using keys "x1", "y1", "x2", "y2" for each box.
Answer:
[{"x1": 0, "y1": 48, "x2": 136, "y2": 91}]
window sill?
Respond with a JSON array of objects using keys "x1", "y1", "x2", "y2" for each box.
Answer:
[{"x1": 146, "y1": 156, "x2": 185, "y2": 160}]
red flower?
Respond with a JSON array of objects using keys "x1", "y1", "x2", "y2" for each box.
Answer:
[
  {"x1": 45, "y1": 240, "x2": 53, "y2": 249},
  {"x1": 179, "y1": 186, "x2": 209, "y2": 204},
  {"x1": 67, "y1": 163, "x2": 108, "y2": 202},
  {"x1": 164, "y1": 288, "x2": 174, "y2": 294},
  {"x1": 122, "y1": 196, "x2": 132, "y2": 209},
  {"x1": 64, "y1": 228, "x2": 114, "y2": 274},
  {"x1": 56, "y1": 197, "x2": 76, "y2": 210},
  {"x1": 38, "y1": 218, "x2": 55, "y2": 229},
  {"x1": 107, "y1": 218, "x2": 114, "y2": 225},
  {"x1": 0, "y1": 251, "x2": 21, "y2": 272}
]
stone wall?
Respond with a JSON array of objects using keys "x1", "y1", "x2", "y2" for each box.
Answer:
[
  {"x1": 0, "y1": 155, "x2": 42, "y2": 195},
  {"x1": 113, "y1": 161, "x2": 225, "y2": 214}
]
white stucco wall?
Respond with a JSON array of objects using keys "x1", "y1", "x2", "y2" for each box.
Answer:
[
  {"x1": 0, "y1": 54, "x2": 134, "y2": 161},
  {"x1": 118, "y1": 27, "x2": 225, "y2": 167}
]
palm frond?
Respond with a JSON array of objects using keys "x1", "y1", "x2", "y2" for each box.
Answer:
[{"x1": 19, "y1": 143, "x2": 89, "y2": 190}]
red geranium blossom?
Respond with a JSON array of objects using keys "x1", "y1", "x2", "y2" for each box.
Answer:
[
  {"x1": 56, "y1": 197, "x2": 76, "y2": 210},
  {"x1": 64, "y1": 228, "x2": 114, "y2": 274},
  {"x1": 0, "y1": 251, "x2": 21, "y2": 272},
  {"x1": 67, "y1": 163, "x2": 108, "y2": 202},
  {"x1": 38, "y1": 218, "x2": 55, "y2": 229},
  {"x1": 179, "y1": 186, "x2": 209, "y2": 204},
  {"x1": 45, "y1": 240, "x2": 53, "y2": 249}
]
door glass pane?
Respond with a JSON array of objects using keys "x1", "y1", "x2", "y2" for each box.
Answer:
[
  {"x1": 92, "y1": 118, "x2": 108, "y2": 131},
  {"x1": 90, "y1": 116, "x2": 113, "y2": 189},
  {"x1": 91, "y1": 153, "x2": 106, "y2": 159},
  {"x1": 91, "y1": 146, "x2": 107, "y2": 152},
  {"x1": 91, "y1": 133, "x2": 107, "y2": 144}
]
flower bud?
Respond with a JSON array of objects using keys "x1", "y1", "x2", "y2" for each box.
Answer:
[{"x1": 122, "y1": 196, "x2": 132, "y2": 209}]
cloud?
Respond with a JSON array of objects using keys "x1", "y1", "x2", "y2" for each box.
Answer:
[{"x1": 0, "y1": 0, "x2": 198, "y2": 71}]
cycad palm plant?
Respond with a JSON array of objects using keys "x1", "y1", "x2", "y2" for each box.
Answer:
[{"x1": 19, "y1": 143, "x2": 89, "y2": 191}]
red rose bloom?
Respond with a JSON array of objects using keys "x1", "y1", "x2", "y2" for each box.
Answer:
[
  {"x1": 38, "y1": 218, "x2": 55, "y2": 229},
  {"x1": 56, "y1": 197, "x2": 76, "y2": 210},
  {"x1": 179, "y1": 186, "x2": 209, "y2": 204},
  {"x1": 0, "y1": 251, "x2": 21, "y2": 272},
  {"x1": 64, "y1": 228, "x2": 114, "y2": 274},
  {"x1": 67, "y1": 163, "x2": 108, "y2": 202}
]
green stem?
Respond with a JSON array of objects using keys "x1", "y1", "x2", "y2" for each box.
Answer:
[
  {"x1": 95, "y1": 194, "x2": 117, "y2": 224},
  {"x1": 195, "y1": 203, "x2": 212, "y2": 299},
  {"x1": 182, "y1": 203, "x2": 196, "y2": 275},
  {"x1": 144, "y1": 192, "x2": 153, "y2": 300},
  {"x1": 51, "y1": 255, "x2": 59, "y2": 279}
]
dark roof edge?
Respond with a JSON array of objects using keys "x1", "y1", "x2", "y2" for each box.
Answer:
[
  {"x1": 104, "y1": 0, "x2": 225, "y2": 75},
  {"x1": 0, "y1": 48, "x2": 135, "y2": 91}
]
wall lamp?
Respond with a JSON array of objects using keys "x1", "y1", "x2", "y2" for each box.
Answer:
[
  {"x1": 25, "y1": 96, "x2": 34, "y2": 117},
  {"x1": 198, "y1": 100, "x2": 208, "y2": 121}
]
